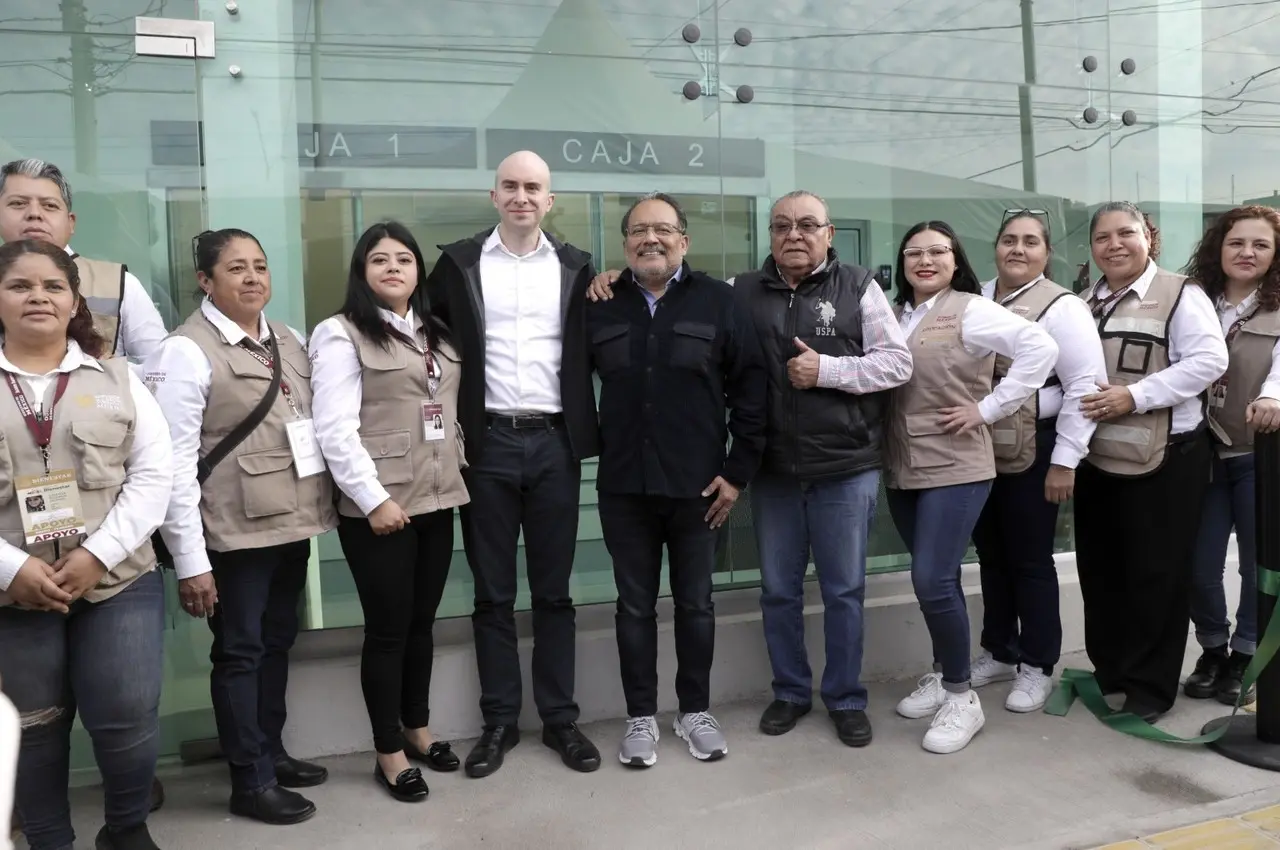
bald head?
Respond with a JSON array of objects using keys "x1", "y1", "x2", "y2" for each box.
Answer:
[{"x1": 491, "y1": 150, "x2": 555, "y2": 238}]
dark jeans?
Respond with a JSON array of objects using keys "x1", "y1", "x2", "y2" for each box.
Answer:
[
  {"x1": 887, "y1": 480, "x2": 993, "y2": 690},
  {"x1": 1190, "y1": 452, "x2": 1258, "y2": 655},
  {"x1": 208, "y1": 540, "x2": 309, "y2": 793},
  {"x1": 598, "y1": 492, "x2": 716, "y2": 717},
  {"x1": 0, "y1": 569, "x2": 164, "y2": 850},
  {"x1": 1075, "y1": 434, "x2": 1211, "y2": 712},
  {"x1": 338, "y1": 509, "x2": 454, "y2": 754},
  {"x1": 972, "y1": 424, "x2": 1063, "y2": 674},
  {"x1": 752, "y1": 469, "x2": 880, "y2": 711},
  {"x1": 460, "y1": 418, "x2": 581, "y2": 727}
]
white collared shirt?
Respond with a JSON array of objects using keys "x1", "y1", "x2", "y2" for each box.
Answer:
[
  {"x1": 982, "y1": 277, "x2": 1107, "y2": 468},
  {"x1": 310, "y1": 307, "x2": 434, "y2": 516},
  {"x1": 140, "y1": 299, "x2": 305, "y2": 580},
  {"x1": 900, "y1": 288, "x2": 1059, "y2": 425},
  {"x1": 64, "y1": 245, "x2": 168, "y2": 362},
  {"x1": 1218, "y1": 290, "x2": 1280, "y2": 402},
  {"x1": 479, "y1": 228, "x2": 563, "y2": 414},
  {"x1": 1085, "y1": 261, "x2": 1229, "y2": 434},
  {"x1": 0, "y1": 341, "x2": 173, "y2": 592}
]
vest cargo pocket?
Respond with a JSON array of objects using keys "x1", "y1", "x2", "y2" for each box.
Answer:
[
  {"x1": 671, "y1": 321, "x2": 716, "y2": 372},
  {"x1": 70, "y1": 420, "x2": 130, "y2": 489},
  {"x1": 904, "y1": 412, "x2": 956, "y2": 469},
  {"x1": 991, "y1": 411, "x2": 1028, "y2": 462},
  {"x1": 236, "y1": 449, "x2": 300, "y2": 519},
  {"x1": 360, "y1": 429, "x2": 414, "y2": 485}
]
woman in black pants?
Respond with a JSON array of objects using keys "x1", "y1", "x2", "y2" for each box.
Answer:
[{"x1": 310, "y1": 221, "x2": 469, "y2": 802}]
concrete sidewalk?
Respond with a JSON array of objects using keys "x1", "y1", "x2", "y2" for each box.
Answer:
[{"x1": 36, "y1": 649, "x2": 1280, "y2": 850}]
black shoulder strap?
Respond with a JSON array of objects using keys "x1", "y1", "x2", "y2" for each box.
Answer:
[
  {"x1": 195, "y1": 332, "x2": 282, "y2": 484},
  {"x1": 112, "y1": 263, "x2": 127, "y2": 355}
]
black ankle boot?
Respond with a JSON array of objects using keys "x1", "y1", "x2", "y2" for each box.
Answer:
[
  {"x1": 1183, "y1": 648, "x2": 1228, "y2": 699},
  {"x1": 95, "y1": 823, "x2": 160, "y2": 850},
  {"x1": 1215, "y1": 651, "x2": 1256, "y2": 706}
]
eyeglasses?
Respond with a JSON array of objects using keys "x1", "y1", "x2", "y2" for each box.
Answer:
[
  {"x1": 902, "y1": 245, "x2": 953, "y2": 260},
  {"x1": 769, "y1": 219, "x2": 830, "y2": 236},
  {"x1": 625, "y1": 223, "x2": 684, "y2": 238},
  {"x1": 1001, "y1": 208, "x2": 1052, "y2": 240},
  {"x1": 191, "y1": 230, "x2": 215, "y2": 273}
]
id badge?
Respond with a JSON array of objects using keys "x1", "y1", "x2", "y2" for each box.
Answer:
[
  {"x1": 422, "y1": 402, "x2": 446, "y2": 442},
  {"x1": 1210, "y1": 378, "x2": 1229, "y2": 410},
  {"x1": 16, "y1": 469, "x2": 87, "y2": 546},
  {"x1": 285, "y1": 418, "x2": 326, "y2": 478}
]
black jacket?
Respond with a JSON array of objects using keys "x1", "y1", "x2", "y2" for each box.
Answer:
[
  {"x1": 424, "y1": 228, "x2": 600, "y2": 466},
  {"x1": 588, "y1": 264, "x2": 767, "y2": 497},
  {"x1": 735, "y1": 251, "x2": 884, "y2": 480}
]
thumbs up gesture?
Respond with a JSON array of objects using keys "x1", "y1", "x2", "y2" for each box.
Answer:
[{"x1": 788, "y1": 337, "x2": 821, "y2": 389}]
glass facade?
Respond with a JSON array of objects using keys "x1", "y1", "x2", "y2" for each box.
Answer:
[{"x1": 3, "y1": 0, "x2": 1278, "y2": 768}]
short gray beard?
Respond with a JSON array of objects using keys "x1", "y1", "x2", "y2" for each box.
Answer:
[{"x1": 631, "y1": 258, "x2": 679, "y2": 285}]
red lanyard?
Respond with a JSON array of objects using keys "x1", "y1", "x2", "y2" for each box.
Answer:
[
  {"x1": 391, "y1": 330, "x2": 439, "y2": 399},
  {"x1": 1223, "y1": 304, "x2": 1259, "y2": 348},
  {"x1": 1087, "y1": 283, "x2": 1134, "y2": 318},
  {"x1": 238, "y1": 341, "x2": 300, "y2": 416},
  {"x1": 6, "y1": 371, "x2": 70, "y2": 466}
]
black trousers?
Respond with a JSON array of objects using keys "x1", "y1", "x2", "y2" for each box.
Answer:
[
  {"x1": 207, "y1": 540, "x2": 309, "y2": 793},
  {"x1": 1075, "y1": 433, "x2": 1212, "y2": 713},
  {"x1": 972, "y1": 423, "x2": 1063, "y2": 674},
  {"x1": 598, "y1": 492, "x2": 717, "y2": 718},
  {"x1": 338, "y1": 510, "x2": 454, "y2": 754},
  {"x1": 460, "y1": 418, "x2": 581, "y2": 728}
]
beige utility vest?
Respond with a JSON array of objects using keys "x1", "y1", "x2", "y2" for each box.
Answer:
[
  {"x1": 174, "y1": 311, "x2": 336, "y2": 551},
  {"x1": 886, "y1": 288, "x2": 997, "y2": 490},
  {"x1": 73, "y1": 255, "x2": 126, "y2": 357},
  {"x1": 0, "y1": 357, "x2": 156, "y2": 607},
  {"x1": 333, "y1": 316, "x2": 469, "y2": 519},
  {"x1": 1085, "y1": 268, "x2": 1189, "y2": 477},
  {"x1": 990, "y1": 279, "x2": 1072, "y2": 474},
  {"x1": 1207, "y1": 301, "x2": 1280, "y2": 452}
]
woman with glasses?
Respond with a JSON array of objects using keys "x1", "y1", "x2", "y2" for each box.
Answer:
[
  {"x1": 143, "y1": 229, "x2": 337, "y2": 826},
  {"x1": 1074, "y1": 202, "x2": 1227, "y2": 723},
  {"x1": 966, "y1": 211, "x2": 1106, "y2": 714},
  {"x1": 886, "y1": 221, "x2": 1056, "y2": 754},
  {"x1": 1180, "y1": 205, "x2": 1280, "y2": 707}
]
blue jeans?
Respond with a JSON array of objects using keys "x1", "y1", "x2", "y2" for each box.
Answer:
[
  {"x1": 0, "y1": 569, "x2": 165, "y2": 850},
  {"x1": 886, "y1": 481, "x2": 992, "y2": 690},
  {"x1": 1190, "y1": 453, "x2": 1258, "y2": 655},
  {"x1": 753, "y1": 469, "x2": 879, "y2": 712}
]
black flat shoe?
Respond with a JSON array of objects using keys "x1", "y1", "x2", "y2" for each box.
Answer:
[
  {"x1": 759, "y1": 700, "x2": 811, "y2": 736},
  {"x1": 830, "y1": 709, "x2": 873, "y2": 748},
  {"x1": 465, "y1": 725, "x2": 520, "y2": 779},
  {"x1": 1120, "y1": 697, "x2": 1165, "y2": 725},
  {"x1": 95, "y1": 823, "x2": 160, "y2": 850},
  {"x1": 273, "y1": 753, "x2": 329, "y2": 788},
  {"x1": 406, "y1": 740, "x2": 460, "y2": 773},
  {"x1": 148, "y1": 777, "x2": 164, "y2": 813},
  {"x1": 541, "y1": 722, "x2": 602, "y2": 773},
  {"x1": 375, "y1": 765, "x2": 429, "y2": 803},
  {"x1": 229, "y1": 785, "x2": 316, "y2": 825}
]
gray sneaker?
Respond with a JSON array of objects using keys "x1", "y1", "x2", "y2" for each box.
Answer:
[
  {"x1": 618, "y1": 716, "x2": 659, "y2": 767},
  {"x1": 674, "y1": 712, "x2": 728, "y2": 761}
]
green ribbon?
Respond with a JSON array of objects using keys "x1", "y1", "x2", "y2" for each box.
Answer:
[{"x1": 1044, "y1": 563, "x2": 1280, "y2": 743}]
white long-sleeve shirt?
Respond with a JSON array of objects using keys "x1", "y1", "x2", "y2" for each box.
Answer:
[
  {"x1": 309, "y1": 307, "x2": 431, "y2": 516},
  {"x1": 64, "y1": 245, "x2": 168, "y2": 361},
  {"x1": 982, "y1": 277, "x2": 1107, "y2": 469},
  {"x1": 1084, "y1": 261, "x2": 1229, "y2": 435},
  {"x1": 814, "y1": 277, "x2": 914, "y2": 394},
  {"x1": 140, "y1": 299, "x2": 305, "y2": 580},
  {"x1": 900, "y1": 290, "x2": 1059, "y2": 423},
  {"x1": 0, "y1": 341, "x2": 173, "y2": 591}
]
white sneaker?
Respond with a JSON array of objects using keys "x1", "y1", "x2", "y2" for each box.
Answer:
[
  {"x1": 1005, "y1": 667, "x2": 1054, "y2": 713},
  {"x1": 922, "y1": 691, "x2": 985, "y2": 754},
  {"x1": 970, "y1": 652, "x2": 1017, "y2": 688},
  {"x1": 896, "y1": 672, "x2": 947, "y2": 719}
]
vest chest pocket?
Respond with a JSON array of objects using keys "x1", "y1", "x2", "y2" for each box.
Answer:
[
  {"x1": 671, "y1": 321, "x2": 717, "y2": 372},
  {"x1": 591, "y1": 324, "x2": 631, "y2": 376},
  {"x1": 70, "y1": 420, "x2": 130, "y2": 489},
  {"x1": 904, "y1": 412, "x2": 956, "y2": 469},
  {"x1": 1116, "y1": 338, "x2": 1154, "y2": 375},
  {"x1": 361, "y1": 429, "x2": 414, "y2": 486},
  {"x1": 236, "y1": 449, "x2": 299, "y2": 519}
]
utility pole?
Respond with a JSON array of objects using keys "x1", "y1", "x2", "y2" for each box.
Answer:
[
  {"x1": 61, "y1": 0, "x2": 98, "y2": 175},
  {"x1": 1018, "y1": 0, "x2": 1037, "y2": 193}
]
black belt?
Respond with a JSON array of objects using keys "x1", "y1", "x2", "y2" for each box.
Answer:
[
  {"x1": 1169, "y1": 421, "x2": 1208, "y2": 445},
  {"x1": 486, "y1": 411, "x2": 564, "y2": 429}
]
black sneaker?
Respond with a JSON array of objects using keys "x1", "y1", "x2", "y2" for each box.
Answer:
[
  {"x1": 829, "y1": 709, "x2": 872, "y2": 748},
  {"x1": 1215, "y1": 651, "x2": 1257, "y2": 706},
  {"x1": 95, "y1": 823, "x2": 160, "y2": 850},
  {"x1": 1183, "y1": 648, "x2": 1228, "y2": 699}
]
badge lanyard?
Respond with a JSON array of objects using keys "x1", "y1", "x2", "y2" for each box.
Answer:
[
  {"x1": 238, "y1": 341, "x2": 301, "y2": 418},
  {"x1": 391, "y1": 329, "x2": 439, "y2": 400},
  {"x1": 1209, "y1": 303, "x2": 1260, "y2": 404},
  {"x1": 6, "y1": 371, "x2": 72, "y2": 558},
  {"x1": 1087, "y1": 283, "x2": 1134, "y2": 319}
]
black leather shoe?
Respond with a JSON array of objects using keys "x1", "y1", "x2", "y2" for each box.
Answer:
[
  {"x1": 759, "y1": 700, "x2": 811, "y2": 736},
  {"x1": 1120, "y1": 697, "x2": 1165, "y2": 725},
  {"x1": 229, "y1": 785, "x2": 317, "y2": 825},
  {"x1": 1216, "y1": 651, "x2": 1257, "y2": 706},
  {"x1": 541, "y1": 723, "x2": 602, "y2": 773},
  {"x1": 406, "y1": 740, "x2": 460, "y2": 773},
  {"x1": 1184, "y1": 648, "x2": 1228, "y2": 699},
  {"x1": 148, "y1": 777, "x2": 164, "y2": 813},
  {"x1": 464, "y1": 725, "x2": 520, "y2": 779},
  {"x1": 374, "y1": 765, "x2": 429, "y2": 803},
  {"x1": 95, "y1": 823, "x2": 160, "y2": 850},
  {"x1": 273, "y1": 753, "x2": 329, "y2": 788},
  {"x1": 830, "y1": 709, "x2": 873, "y2": 748}
]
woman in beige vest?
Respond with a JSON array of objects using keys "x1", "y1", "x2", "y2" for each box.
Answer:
[
  {"x1": 143, "y1": 228, "x2": 336, "y2": 826},
  {"x1": 885, "y1": 220, "x2": 1057, "y2": 755},
  {"x1": 1180, "y1": 205, "x2": 1280, "y2": 707},
  {"x1": 310, "y1": 221, "x2": 468, "y2": 803},
  {"x1": 0, "y1": 240, "x2": 172, "y2": 850},
  {"x1": 1076, "y1": 201, "x2": 1228, "y2": 723}
]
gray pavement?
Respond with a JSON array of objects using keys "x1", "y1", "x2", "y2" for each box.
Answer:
[{"x1": 36, "y1": 650, "x2": 1280, "y2": 850}]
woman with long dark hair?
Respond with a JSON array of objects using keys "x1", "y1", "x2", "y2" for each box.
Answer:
[
  {"x1": 310, "y1": 220, "x2": 468, "y2": 802},
  {"x1": 1180, "y1": 205, "x2": 1280, "y2": 706},
  {"x1": 885, "y1": 221, "x2": 1056, "y2": 754}
]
